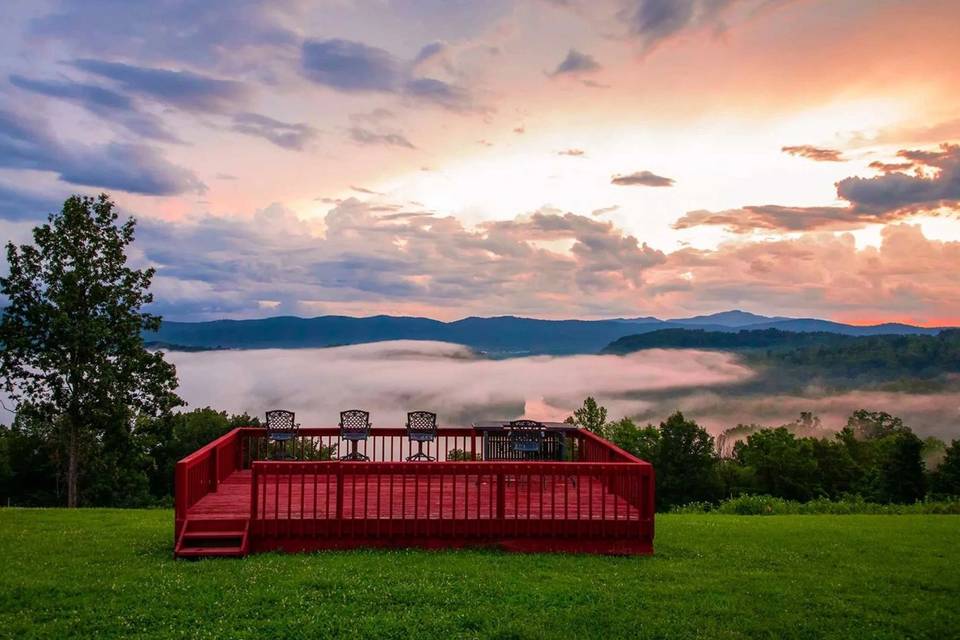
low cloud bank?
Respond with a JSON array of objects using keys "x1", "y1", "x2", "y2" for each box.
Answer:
[
  {"x1": 6, "y1": 342, "x2": 956, "y2": 440},
  {"x1": 167, "y1": 341, "x2": 751, "y2": 426}
]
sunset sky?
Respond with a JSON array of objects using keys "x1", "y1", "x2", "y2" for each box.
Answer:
[{"x1": 1, "y1": 0, "x2": 959, "y2": 324}]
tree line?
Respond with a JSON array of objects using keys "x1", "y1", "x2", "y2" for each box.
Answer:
[{"x1": 567, "y1": 397, "x2": 960, "y2": 510}]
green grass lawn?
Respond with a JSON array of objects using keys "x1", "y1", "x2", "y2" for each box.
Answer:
[{"x1": 0, "y1": 510, "x2": 957, "y2": 639}]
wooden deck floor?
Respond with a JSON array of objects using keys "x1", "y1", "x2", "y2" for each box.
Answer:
[{"x1": 188, "y1": 469, "x2": 642, "y2": 522}]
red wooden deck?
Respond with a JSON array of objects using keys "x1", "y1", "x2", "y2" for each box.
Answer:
[{"x1": 174, "y1": 427, "x2": 654, "y2": 558}]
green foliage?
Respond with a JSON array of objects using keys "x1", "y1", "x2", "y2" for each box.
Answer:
[
  {"x1": 608, "y1": 411, "x2": 720, "y2": 509},
  {"x1": 0, "y1": 194, "x2": 182, "y2": 506},
  {"x1": 446, "y1": 448, "x2": 478, "y2": 461},
  {"x1": 140, "y1": 407, "x2": 252, "y2": 498},
  {"x1": 297, "y1": 439, "x2": 337, "y2": 461},
  {"x1": 596, "y1": 398, "x2": 951, "y2": 509},
  {"x1": 932, "y1": 440, "x2": 960, "y2": 496},
  {"x1": 605, "y1": 417, "x2": 658, "y2": 462},
  {"x1": 603, "y1": 328, "x2": 960, "y2": 388},
  {"x1": 653, "y1": 412, "x2": 722, "y2": 509},
  {"x1": 3, "y1": 509, "x2": 960, "y2": 639},
  {"x1": 603, "y1": 327, "x2": 856, "y2": 353},
  {"x1": 846, "y1": 409, "x2": 907, "y2": 440},
  {"x1": 867, "y1": 429, "x2": 927, "y2": 503},
  {"x1": 0, "y1": 405, "x2": 260, "y2": 507},
  {"x1": 733, "y1": 428, "x2": 821, "y2": 501},
  {"x1": 567, "y1": 396, "x2": 607, "y2": 435},
  {"x1": 671, "y1": 494, "x2": 960, "y2": 515}
]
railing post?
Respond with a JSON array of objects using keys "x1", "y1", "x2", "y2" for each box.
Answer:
[
  {"x1": 174, "y1": 461, "x2": 188, "y2": 540},
  {"x1": 210, "y1": 446, "x2": 219, "y2": 492},
  {"x1": 496, "y1": 470, "x2": 505, "y2": 521},
  {"x1": 336, "y1": 463, "x2": 344, "y2": 522},
  {"x1": 250, "y1": 463, "x2": 259, "y2": 525}
]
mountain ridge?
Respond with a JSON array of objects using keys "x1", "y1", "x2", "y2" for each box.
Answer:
[{"x1": 145, "y1": 310, "x2": 950, "y2": 356}]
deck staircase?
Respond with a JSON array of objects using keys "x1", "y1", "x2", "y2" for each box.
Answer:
[{"x1": 175, "y1": 518, "x2": 250, "y2": 558}]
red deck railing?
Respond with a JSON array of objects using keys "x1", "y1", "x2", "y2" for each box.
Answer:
[{"x1": 174, "y1": 427, "x2": 654, "y2": 555}]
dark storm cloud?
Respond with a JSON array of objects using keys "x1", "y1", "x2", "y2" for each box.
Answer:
[
  {"x1": 0, "y1": 108, "x2": 204, "y2": 196},
  {"x1": 673, "y1": 205, "x2": 854, "y2": 233},
  {"x1": 402, "y1": 77, "x2": 474, "y2": 111},
  {"x1": 414, "y1": 41, "x2": 448, "y2": 65},
  {"x1": 9, "y1": 74, "x2": 179, "y2": 142},
  {"x1": 549, "y1": 49, "x2": 601, "y2": 76},
  {"x1": 611, "y1": 170, "x2": 675, "y2": 187},
  {"x1": 0, "y1": 184, "x2": 64, "y2": 221},
  {"x1": 782, "y1": 145, "x2": 845, "y2": 162},
  {"x1": 836, "y1": 144, "x2": 960, "y2": 214},
  {"x1": 231, "y1": 113, "x2": 318, "y2": 150},
  {"x1": 301, "y1": 38, "x2": 478, "y2": 111},
  {"x1": 623, "y1": 0, "x2": 735, "y2": 51},
  {"x1": 348, "y1": 127, "x2": 416, "y2": 149},
  {"x1": 133, "y1": 200, "x2": 665, "y2": 319},
  {"x1": 30, "y1": 0, "x2": 300, "y2": 67},
  {"x1": 675, "y1": 143, "x2": 960, "y2": 233},
  {"x1": 72, "y1": 59, "x2": 249, "y2": 112},
  {"x1": 302, "y1": 39, "x2": 403, "y2": 92}
]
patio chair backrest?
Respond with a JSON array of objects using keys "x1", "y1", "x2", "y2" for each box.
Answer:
[
  {"x1": 508, "y1": 419, "x2": 544, "y2": 452},
  {"x1": 340, "y1": 409, "x2": 371, "y2": 439},
  {"x1": 406, "y1": 411, "x2": 437, "y2": 438},
  {"x1": 265, "y1": 409, "x2": 298, "y2": 436}
]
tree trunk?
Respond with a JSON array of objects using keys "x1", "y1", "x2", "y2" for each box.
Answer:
[{"x1": 67, "y1": 423, "x2": 79, "y2": 508}]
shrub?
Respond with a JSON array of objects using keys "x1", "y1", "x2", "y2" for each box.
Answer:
[{"x1": 669, "y1": 494, "x2": 960, "y2": 515}]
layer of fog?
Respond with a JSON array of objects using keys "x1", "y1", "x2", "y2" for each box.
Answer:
[
  {"x1": 167, "y1": 341, "x2": 753, "y2": 427},
  {"x1": 4, "y1": 341, "x2": 957, "y2": 440}
]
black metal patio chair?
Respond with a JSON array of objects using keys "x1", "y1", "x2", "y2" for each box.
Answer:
[
  {"x1": 339, "y1": 409, "x2": 371, "y2": 461},
  {"x1": 265, "y1": 409, "x2": 299, "y2": 460},
  {"x1": 508, "y1": 419, "x2": 545, "y2": 459},
  {"x1": 405, "y1": 411, "x2": 437, "y2": 461},
  {"x1": 503, "y1": 419, "x2": 546, "y2": 486}
]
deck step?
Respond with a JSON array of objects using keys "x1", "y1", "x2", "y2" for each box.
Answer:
[
  {"x1": 182, "y1": 530, "x2": 246, "y2": 540},
  {"x1": 176, "y1": 518, "x2": 250, "y2": 558},
  {"x1": 176, "y1": 546, "x2": 245, "y2": 558}
]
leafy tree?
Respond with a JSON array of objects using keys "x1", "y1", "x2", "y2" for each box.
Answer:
[
  {"x1": 921, "y1": 436, "x2": 947, "y2": 470},
  {"x1": 715, "y1": 423, "x2": 763, "y2": 459},
  {"x1": 873, "y1": 430, "x2": 926, "y2": 503},
  {"x1": 140, "y1": 407, "x2": 256, "y2": 498},
  {"x1": 605, "y1": 417, "x2": 658, "y2": 462},
  {"x1": 0, "y1": 194, "x2": 182, "y2": 507},
  {"x1": 567, "y1": 397, "x2": 608, "y2": 436},
  {"x1": 0, "y1": 407, "x2": 63, "y2": 505},
  {"x1": 809, "y1": 436, "x2": 859, "y2": 498},
  {"x1": 653, "y1": 412, "x2": 721, "y2": 509},
  {"x1": 931, "y1": 440, "x2": 960, "y2": 497},
  {"x1": 733, "y1": 428, "x2": 820, "y2": 501},
  {"x1": 846, "y1": 410, "x2": 906, "y2": 440}
]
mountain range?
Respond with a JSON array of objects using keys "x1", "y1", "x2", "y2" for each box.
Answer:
[{"x1": 145, "y1": 310, "x2": 950, "y2": 356}]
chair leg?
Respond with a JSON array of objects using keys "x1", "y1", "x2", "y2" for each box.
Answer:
[
  {"x1": 340, "y1": 440, "x2": 370, "y2": 461},
  {"x1": 406, "y1": 440, "x2": 435, "y2": 461}
]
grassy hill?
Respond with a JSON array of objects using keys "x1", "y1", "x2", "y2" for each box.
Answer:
[{"x1": 1, "y1": 509, "x2": 958, "y2": 639}]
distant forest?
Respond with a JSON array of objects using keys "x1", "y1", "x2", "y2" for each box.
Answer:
[{"x1": 604, "y1": 328, "x2": 960, "y2": 385}]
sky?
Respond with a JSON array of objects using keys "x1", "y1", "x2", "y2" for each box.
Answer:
[{"x1": 1, "y1": 0, "x2": 959, "y2": 324}]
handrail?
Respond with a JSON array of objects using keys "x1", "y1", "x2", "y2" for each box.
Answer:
[
  {"x1": 174, "y1": 427, "x2": 244, "y2": 539},
  {"x1": 250, "y1": 459, "x2": 654, "y2": 534},
  {"x1": 577, "y1": 428, "x2": 651, "y2": 465},
  {"x1": 177, "y1": 427, "x2": 246, "y2": 465}
]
